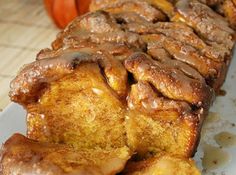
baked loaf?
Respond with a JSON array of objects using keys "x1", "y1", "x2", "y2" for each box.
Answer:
[{"x1": 1, "y1": 0, "x2": 235, "y2": 174}]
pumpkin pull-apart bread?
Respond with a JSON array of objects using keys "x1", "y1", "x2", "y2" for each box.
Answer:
[
  {"x1": 9, "y1": 48, "x2": 212, "y2": 158},
  {"x1": 1, "y1": 0, "x2": 236, "y2": 174}
]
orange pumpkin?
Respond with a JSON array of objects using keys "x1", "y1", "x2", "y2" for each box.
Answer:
[{"x1": 44, "y1": 0, "x2": 91, "y2": 29}]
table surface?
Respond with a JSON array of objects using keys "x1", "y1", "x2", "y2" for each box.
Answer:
[{"x1": 0, "y1": 0, "x2": 59, "y2": 110}]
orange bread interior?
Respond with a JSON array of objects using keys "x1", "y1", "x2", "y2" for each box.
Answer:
[{"x1": 26, "y1": 63, "x2": 127, "y2": 151}]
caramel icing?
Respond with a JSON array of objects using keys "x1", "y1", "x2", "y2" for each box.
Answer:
[
  {"x1": 101, "y1": 0, "x2": 166, "y2": 22},
  {"x1": 127, "y1": 81, "x2": 191, "y2": 115},
  {"x1": 124, "y1": 52, "x2": 213, "y2": 107},
  {"x1": 10, "y1": 49, "x2": 128, "y2": 105},
  {"x1": 174, "y1": 0, "x2": 234, "y2": 50},
  {"x1": 142, "y1": 34, "x2": 224, "y2": 81}
]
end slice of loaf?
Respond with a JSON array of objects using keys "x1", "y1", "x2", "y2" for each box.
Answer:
[{"x1": 0, "y1": 133, "x2": 130, "y2": 175}]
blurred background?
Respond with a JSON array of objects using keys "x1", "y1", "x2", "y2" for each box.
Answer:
[
  {"x1": 0, "y1": 0, "x2": 92, "y2": 110},
  {"x1": 0, "y1": 0, "x2": 59, "y2": 110}
]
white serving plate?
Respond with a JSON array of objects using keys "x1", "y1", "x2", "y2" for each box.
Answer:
[{"x1": 0, "y1": 49, "x2": 236, "y2": 175}]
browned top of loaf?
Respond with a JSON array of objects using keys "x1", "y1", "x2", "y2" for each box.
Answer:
[{"x1": 9, "y1": 0, "x2": 236, "y2": 118}]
